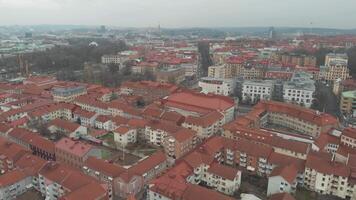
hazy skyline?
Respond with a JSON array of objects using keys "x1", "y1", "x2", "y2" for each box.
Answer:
[{"x1": 0, "y1": 0, "x2": 355, "y2": 29}]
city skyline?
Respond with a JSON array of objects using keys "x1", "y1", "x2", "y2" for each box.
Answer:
[{"x1": 0, "y1": 0, "x2": 355, "y2": 29}]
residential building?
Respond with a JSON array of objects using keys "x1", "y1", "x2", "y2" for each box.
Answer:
[
  {"x1": 242, "y1": 80, "x2": 274, "y2": 103},
  {"x1": 208, "y1": 65, "x2": 232, "y2": 79},
  {"x1": 267, "y1": 165, "x2": 298, "y2": 196},
  {"x1": 48, "y1": 118, "x2": 87, "y2": 138},
  {"x1": 283, "y1": 71, "x2": 315, "y2": 108},
  {"x1": 113, "y1": 126, "x2": 137, "y2": 147},
  {"x1": 164, "y1": 91, "x2": 235, "y2": 124},
  {"x1": 182, "y1": 111, "x2": 223, "y2": 138},
  {"x1": 340, "y1": 90, "x2": 356, "y2": 116},
  {"x1": 52, "y1": 85, "x2": 87, "y2": 102},
  {"x1": 55, "y1": 138, "x2": 101, "y2": 169},
  {"x1": 156, "y1": 67, "x2": 185, "y2": 84},
  {"x1": 319, "y1": 53, "x2": 350, "y2": 82},
  {"x1": 162, "y1": 128, "x2": 197, "y2": 159},
  {"x1": 0, "y1": 169, "x2": 31, "y2": 200},
  {"x1": 199, "y1": 77, "x2": 235, "y2": 96}
]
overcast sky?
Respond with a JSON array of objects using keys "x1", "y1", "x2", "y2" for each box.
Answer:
[{"x1": 0, "y1": 0, "x2": 355, "y2": 29}]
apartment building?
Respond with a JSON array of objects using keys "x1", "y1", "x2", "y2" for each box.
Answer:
[
  {"x1": 38, "y1": 163, "x2": 108, "y2": 200},
  {"x1": 0, "y1": 169, "x2": 31, "y2": 200},
  {"x1": 83, "y1": 157, "x2": 125, "y2": 199},
  {"x1": 267, "y1": 165, "x2": 298, "y2": 196},
  {"x1": 182, "y1": 111, "x2": 223, "y2": 138},
  {"x1": 340, "y1": 128, "x2": 356, "y2": 148},
  {"x1": 242, "y1": 80, "x2": 274, "y2": 103},
  {"x1": 55, "y1": 138, "x2": 101, "y2": 169},
  {"x1": 304, "y1": 152, "x2": 351, "y2": 199},
  {"x1": 254, "y1": 101, "x2": 338, "y2": 138},
  {"x1": 48, "y1": 118, "x2": 87, "y2": 138},
  {"x1": 162, "y1": 128, "x2": 197, "y2": 159},
  {"x1": 113, "y1": 126, "x2": 137, "y2": 147},
  {"x1": 340, "y1": 90, "x2": 356, "y2": 116},
  {"x1": 52, "y1": 85, "x2": 87, "y2": 102},
  {"x1": 319, "y1": 53, "x2": 350, "y2": 82},
  {"x1": 156, "y1": 67, "x2": 185, "y2": 84},
  {"x1": 199, "y1": 77, "x2": 235, "y2": 96},
  {"x1": 283, "y1": 71, "x2": 315, "y2": 108},
  {"x1": 145, "y1": 120, "x2": 181, "y2": 146},
  {"x1": 164, "y1": 91, "x2": 235, "y2": 124},
  {"x1": 208, "y1": 65, "x2": 232, "y2": 79}
]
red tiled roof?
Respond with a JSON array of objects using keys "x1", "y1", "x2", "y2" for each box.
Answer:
[
  {"x1": 161, "y1": 111, "x2": 185, "y2": 125},
  {"x1": 169, "y1": 128, "x2": 196, "y2": 143},
  {"x1": 165, "y1": 91, "x2": 235, "y2": 112},
  {"x1": 15, "y1": 154, "x2": 47, "y2": 176},
  {"x1": 268, "y1": 152, "x2": 305, "y2": 172},
  {"x1": 184, "y1": 111, "x2": 223, "y2": 128},
  {"x1": 0, "y1": 170, "x2": 28, "y2": 187},
  {"x1": 182, "y1": 184, "x2": 234, "y2": 200},
  {"x1": 268, "y1": 193, "x2": 296, "y2": 200},
  {"x1": 130, "y1": 151, "x2": 166, "y2": 176},
  {"x1": 147, "y1": 120, "x2": 181, "y2": 134},
  {"x1": 257, "y1": 101, "x2": 338, "y2": 127},
  {"x1": 55, "y1": 138, "x2": 93, "y2": 157},
  {"x1": 128, "y1": 119, "x2": 148, "y2": 128},
  {"x1": 60, "y1": 182, "x2": 107, "y2": 200},
  {"x1": 114, "y1": 126, "x2": 132, "y2": 135},
  {"x1": 270, "y1": 164, "x2": 298, "y2": 184},
  {"x1": 49, "y1": 119, "x2": 80, "y2": 132},
  {"x1": 84, "y1": 157, "x2": 125, "y2": 178},
  {"x1": 342, "y1": 128, "x2": 356, "y2": 140},
  {"x1": 306, "y1": 151, "x2": 350, "y2": 177},
  {"x1": 207, "y1": 162, "x2": 239, "y2": 180}
]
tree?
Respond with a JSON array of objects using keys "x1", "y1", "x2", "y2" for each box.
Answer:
[
  {"x1": 198, "y1": 41, "x2": 213, "y2": 76},
  {"x1": 347, "y1": 47, "x2": 356, "y2": 78}
]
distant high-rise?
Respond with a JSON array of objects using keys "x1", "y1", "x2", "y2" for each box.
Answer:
[
  {"x1": 25, "y1": 32, "x2": 32, "y2": 38},
  {"x1": 268, "y1": 27, "x2": 276, "y2": 39},
  {"x1": 99, "y1": 25, "x2": 106, "y2": 33}
]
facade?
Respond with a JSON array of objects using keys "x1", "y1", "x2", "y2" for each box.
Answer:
[
  {"x1": 0, "y1": 170, "x2": 31, "y2": 200},
  {"x1": 52, "y1": 85, "x2": 87, "y2": 102},
  {"x1": 156, "y1": 67, "x2": 185, "y2": 84},
  {"x1": 182, "y1": 111, "x2": 223, "y2": 138},
  {"x1": 283, "y1": 72, "x2": 315, "y2": 108},
  {"x1": 113, "y1": 126, "x2": 137, "y2": 147},
  {"x1": 162, "y1": 128, "x2": 197, "y2": 159},
  {"x1": 267, "y1": 165, "x2": 298, "y2": 196},
  {"x1": 199, "y1": 77, "x2": 235, "y2": 96},
  {"x1": 242, "y1": 80, "x2": 274, "y2": 103},
  {"x1": 303, "y1": 152, "x2": 352, "y2": 199},
  {"x1": 340, "y1": 90, "x2": 356, "y2": 116},
  {"x1": 208, "y1": 65, "x2": 232, "y2": 79},
  {"x1": 319, "y1": 53, "x2": 350, "y2": 82}
]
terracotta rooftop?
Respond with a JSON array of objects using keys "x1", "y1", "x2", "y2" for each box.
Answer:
[
  {"x1": 207, "y1": 162, "x2": 239, "y2": 180},
  {"x1": 84, "y1": 157, "x2": 125, "y2": 178},
  {"x1": 55, "y1": 138, "x2": 93, "y2": 157},
  {"x1": 268, "y1": 193, "x2": 296, "y2": 200},
  {"x1": 0, "y1": 169, "x2": 28, "y2": 187},
  {"x1": 49, "y1": 119, "x2": 81, "y2": 132},
  {"x1": 270, "y1": 164, "x2": 298, "y2": 184}
]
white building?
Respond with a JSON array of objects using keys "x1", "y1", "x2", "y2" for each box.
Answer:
[
  {"x1": 283, "y1": 72, "x2": 315, "y2": 108},
  {"x1": 199, "y1": 77, "x2": 235, "y2": 96},
  {"x1": 208, "y1": 65, "x2": 231, "y2": 79},
  {"x1": 0, "y1": 170, "x2": 31, "y2": 200},
  {"x1": 205, "y1": 163, "x2": 242, "y2": 195},
  {"x1": 267, "y1": 165, "x2": 298, "y2": 196},
  {"x1": 113, "y1": 126, "x2": 137, "y2": 147},
  {"x1": 242, "y1": 80, "x2": 274, "y2": 103}
]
